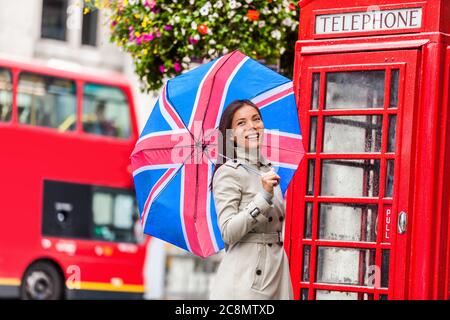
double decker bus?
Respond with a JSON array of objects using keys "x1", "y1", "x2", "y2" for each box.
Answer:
[{"x1": 0, "y1": 56, "x2": 148, "y2": 299}]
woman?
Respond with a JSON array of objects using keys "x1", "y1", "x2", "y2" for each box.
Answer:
[{"x1": 209, "y1": 99, "x2": 293, "y2": 300}]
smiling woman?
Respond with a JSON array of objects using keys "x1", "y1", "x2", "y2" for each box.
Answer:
[{"x1": 209, "y1": 99, "x2": 293, "y2": 300}]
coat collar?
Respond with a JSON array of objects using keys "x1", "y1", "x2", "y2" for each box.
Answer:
[{"x1": 234, "y1": 145, "x2": 271, "y2": 167}]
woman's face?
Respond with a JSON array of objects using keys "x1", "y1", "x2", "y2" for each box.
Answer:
[{"x1": 230, "y1": 104, "x2": 264, "y2": 149}]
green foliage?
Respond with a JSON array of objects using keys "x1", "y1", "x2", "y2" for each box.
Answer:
[{"x1": 87, "y1": 0, "x2": 299, "y2": 92}]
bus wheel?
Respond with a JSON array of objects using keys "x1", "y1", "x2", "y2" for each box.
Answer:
[{"x1": 20, "y1": 262, "x2": 64, "y2": 300}]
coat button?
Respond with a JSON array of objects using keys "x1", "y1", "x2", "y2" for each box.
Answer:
[
  {"x1": 279, "y1": 216, "x2": 284, "y2": 222},
  {"x1": 268, "y1": 243, "x2": 273, "y2": 247},
  {"x1": 256, "y1": 269, "x2": 262, "y2": 276},
  {"x1": 268, "y1": 217, "x2": 273, "y2": 222}
]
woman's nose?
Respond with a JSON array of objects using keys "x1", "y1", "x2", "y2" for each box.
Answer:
[{"x1": 248, "y1": 120, "x2": 259, "y2": 129}]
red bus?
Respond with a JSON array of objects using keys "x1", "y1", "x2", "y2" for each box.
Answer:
[{"x1": 0, "y1": 57, "x2": 148, "y2": 299}]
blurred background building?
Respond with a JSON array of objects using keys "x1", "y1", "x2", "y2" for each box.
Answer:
[{"x1": 0, "y1": 0, "x2": 220, "y2": 299}]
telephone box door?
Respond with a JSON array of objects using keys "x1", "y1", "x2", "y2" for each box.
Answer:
[{"x1": 289, "y1": 49, "x2": 419, "y2": 300}]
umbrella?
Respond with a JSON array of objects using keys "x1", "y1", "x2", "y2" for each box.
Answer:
[{"x1": 131, "y1": 50, "x2": 304, "y2": 258}]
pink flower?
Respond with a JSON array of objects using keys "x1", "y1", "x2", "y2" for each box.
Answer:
[
  {"x1": 135, "y1": 36, "x2": 143, "y2": 45},
  {"x1": 159, "y1": 65, "x2": 165, "y2": 73},
  {"x1": 155, "y1": 31, "x2": 161, "y2": 38},
  {"x1": 173, "y1": 62, "x2": 182, "y2": 73},
  {"x1": 188, "y1": 37, "x2": 199, "y2": 45},
  {"x1": 143, "y1": 33, "x2": 154, "y2": 42},
  {"x1": 111, "y1": 20, "x2": 117, "y2": 27},
  {"x1": 145, "y1": 0, "x2": 156, "y2": 8},
  {"x1": 164, "y1": 25, "x2": 173, "y2": 31}
]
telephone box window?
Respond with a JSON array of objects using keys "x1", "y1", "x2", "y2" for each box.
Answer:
[
  {"x1": 389, "y1": 70, "x2": 400, "y2": 108},
  {"x1": 323, "y1": 115, "x2": 382, "y2": 153},
  {"x1": 381, "y1": 250, "x2": 390, "y2": 288},
  {"x1": 316, "y1": 290, "x2": 373, "y2": 300},
  {"x1": 318, "y1": 203, "x2": 378, "y2": 242},
  {"x1": 17, "y1": 73, "x2": 76, "y2": 131},
  {"x1": 325, "y1": 71, "x2": 385, "y2": 109},
  {"x1": 321, "y1": 159, "x2": 380, "y2": 197},
  {"x1": 385, "y1": 160, "x2": 395, "y2": 198},
  {"x1": 41, "y1": 0, "x2": 68, "y2": 41},
  {"x1": 302, "y1": 245, "x2": 311, "y2": 282},
  {"x1": 309, "y1": 116, "x2": 317, "y2": 152},
  {"x1": 307, "y1": 159, "x2": 315, "y2": 195},
  {"x1": 387, "y1": 115, "x2": 397, "y2": 152},
  {"x1": 301, "y1": 289, "x2": 309, "y2": 300},
  {"x1": 311, "y1": 73, "x2": 320, "y2": 110},
  {"x1": 316, "y1": 247, "x2": 376, "y2": 286},
  {"x1": 304, "y1": 203, "x2": 313, "y2": 239},
  {"x1": 0, "y1": 68, "x2": 12, "y2": 122}
]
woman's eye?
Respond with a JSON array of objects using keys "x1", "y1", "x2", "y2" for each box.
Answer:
[{"x1": 237, "y1": 121, "x2": 245, "y2": 126}]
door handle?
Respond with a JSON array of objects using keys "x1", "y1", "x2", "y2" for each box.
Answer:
[{"x1": 398, "y1": 211, "x2": 408, "y2": 234}]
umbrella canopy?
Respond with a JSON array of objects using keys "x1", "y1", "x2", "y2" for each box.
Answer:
[{"x1": 131, "y1": 50, "x2": 304, "y2": 258}]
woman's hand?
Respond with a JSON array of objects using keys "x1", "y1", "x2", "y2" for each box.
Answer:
[{"x1": 260, "y1": 170, "x2": 280, "y2": 195}]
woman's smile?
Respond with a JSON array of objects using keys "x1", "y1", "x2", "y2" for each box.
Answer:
[{"x1": 231, "y1": 105, "x2": 264, "y2": 149}]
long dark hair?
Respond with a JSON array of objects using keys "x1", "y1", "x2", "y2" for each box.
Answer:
[{"x1": 209, "y1": 99, "x2": 262, "y2": 191}]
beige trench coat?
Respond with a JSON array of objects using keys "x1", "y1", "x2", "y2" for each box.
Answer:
[{"x1": 209, "y1": 146, "x2": 293, "y2": 300}]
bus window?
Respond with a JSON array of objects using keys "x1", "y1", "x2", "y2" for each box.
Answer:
[
  {"x1": 82, "y1": 83, "x2": 131, "y2": 139},
  {"x1": 0, "y1": 68, "x2": 12, "y2": 122},
  {"x1": 17, "y1": 73, "x2": 76, "y2": 131},
  {"x1": 43, "y1": 180, "x2": 142, "y2": 243},
  {"x1": 92, "y1": 190, "x2": 141, "y2": 243}
]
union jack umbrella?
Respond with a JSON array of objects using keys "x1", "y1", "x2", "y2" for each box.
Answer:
[{"x1": 131, "y1": 50, "x2": 304, "y2": 258}]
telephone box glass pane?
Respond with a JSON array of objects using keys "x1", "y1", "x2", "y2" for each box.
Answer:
[
  {"x1": 381, "y1": 250, "x2": 390, "y2": 288},
  {"x1": 302, "y1": 245, "x2": 311, "y2": 282},
  {"x1": 309, "y1": 116, "x2": 317, "y2": 152},
  {"x1": 316, "y1": 291, "x2": 373, "y2": 300},
  {"x1": 323, "y1": 115, "x2": 382, "y2": 153},
  {"x1": 325, "y1": 71, "x2": 385, "y2": 109},
  {"x1": 385, "y1": 160, "x2": 395, "y2": 198},
  {"x1": 311, "y1": 73, "x2": 320, "y2": 110},
  {"x1": 387, "y1": 115, "x2": 397, "y2": 152},
  {"x1": 304, "y1": 203, "x2": 313, "y2": 239},
  {"x1": 321, "y1": 159, "x2": 380, "y2": 197},
  {"x1": 301, "y1": 289, "x2": 309, "y2": 300},
  {"x1": 319, "y1": 203, "x2": 378, "y2": 242},
  {"x1": 389, "y1": 69, "x2": 399, "y2": 108},
  {"x1": 307, "y1": 160, "x2": 315, "y2": 196},
  {"x1": 317, "y1": 247, "x2": 376, "y2": 286}
]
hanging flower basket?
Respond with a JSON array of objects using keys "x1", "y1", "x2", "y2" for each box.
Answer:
[{"x1": 86, "y1": 0, "x2": 299, "y2": 92}]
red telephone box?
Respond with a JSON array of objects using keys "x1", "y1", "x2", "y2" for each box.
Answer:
[{"x1": 286, "y1": 0, "x2": 450, "y2": 300}]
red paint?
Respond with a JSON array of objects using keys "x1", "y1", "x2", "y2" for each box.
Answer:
[{"x1": 286, "y1": 0, "x2": 450, "y2": 300}]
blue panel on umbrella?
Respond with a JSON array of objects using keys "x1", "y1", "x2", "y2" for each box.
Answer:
[
  {"x1": 260, "y1": 96, "x2": 301, "y2": 136},
  {"x1": 140, "y1": 100, "x2": 173, "y2": 137},
  {"x1": 144, "y1": 168, "x2": 188, "y2": 251},
  {"x1": 166, "y1": 59, "x2": 216, "y2": 127},
  {"x1": 221, "y1": 58, "x2": 290, "y2": 112},
  {"x1": 133, "y1": 168, "x2": 169, "y2": 215}
]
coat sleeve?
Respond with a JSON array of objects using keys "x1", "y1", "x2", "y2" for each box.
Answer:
[{"x1": 212, "y1": 165, "x2": 274, "y2": 246}]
